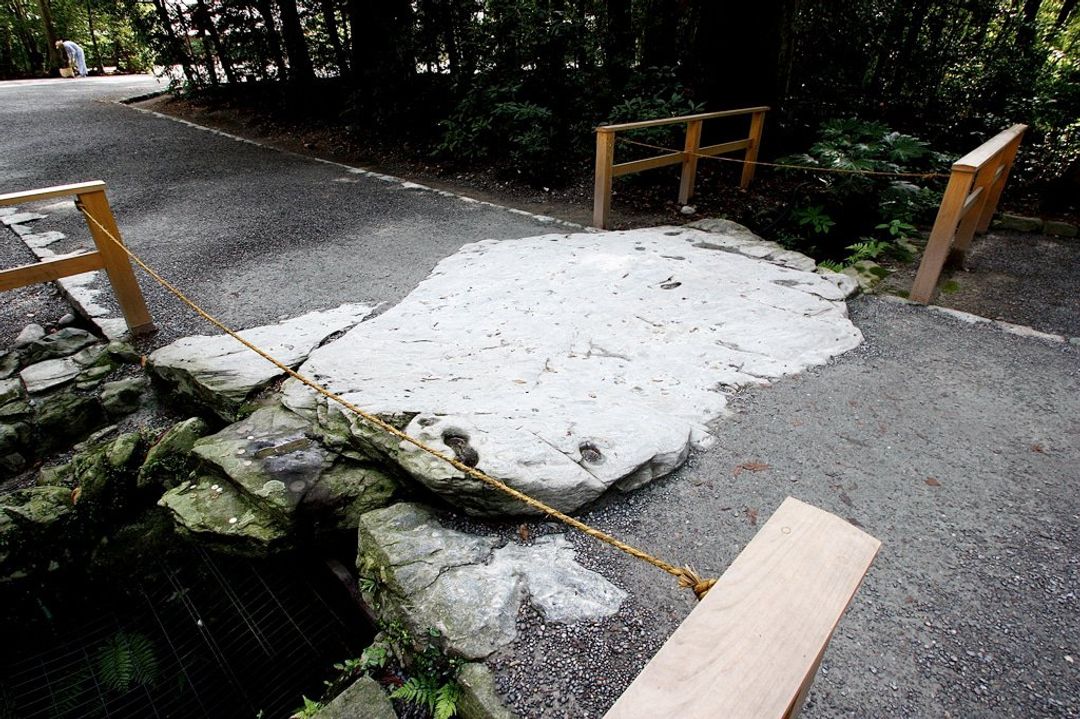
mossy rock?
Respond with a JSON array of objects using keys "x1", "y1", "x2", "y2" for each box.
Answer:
[
  {"x1": 157, "y1": 477, "x2": 289, "y2": 555},
  {"x1": 34, "y1": 390, "x2": 108, "y2": 453},
  {"x1": 70, "y1": 432, "x2": 146, "y2": 515},
  {"x1": 138, "y1": 417, "x2": 211, "y2": 492}
]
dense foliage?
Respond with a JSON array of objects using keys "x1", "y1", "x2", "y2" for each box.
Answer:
[{"x1": 4, "y1": 1, "x2": 1077, "y2": 205}]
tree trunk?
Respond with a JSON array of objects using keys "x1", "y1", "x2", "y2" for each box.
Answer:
[
  {"x1": 640, "y1": 0, "x2": 678, "y2": 69},
  {"x1": 194, "y1": 0, "x2": 238, "y2": 83},
  {"x1": 276, "y1": 0, "x2": 315, "y2": 86},
  {"x1": 7, "y1": 0, "x2": 44, "y2": 73},
  {"x1": 153, "y1": 0, "x2": 199, "y2": 85},
  {"x1": 252, "y1": 0, "x2": 288, "y2": 80},
  {"x1": 1055, "y1": 0, "x2": 1078, "y2": 31},
  {"x1": 348, "y1": 0, "x2": 414, "y2": 92},
  {"x1": 603, "y1": 0, "x2": 633, "y2": 93},
  {"x1": 84, "y1": 0, "x2": 105, "y2": 73},
  {"x1": 33, "y1": 0, "x2": 60, "y2": 71},
  {"x1": 319, "y1": 0, "x2": 349, "y2": 76}
]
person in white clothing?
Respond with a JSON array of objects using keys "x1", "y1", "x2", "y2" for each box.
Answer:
[{"x1": 55, "y1": 39, "x2": 88, "y2": 77}]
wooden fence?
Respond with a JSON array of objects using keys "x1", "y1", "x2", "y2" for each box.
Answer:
[
  {"x1": 910, "y1": 124, "x2": 1027, "y2": 303},
  {"x1": 0, "y1": 181, "x2": 155, "y2": 336},
  {"x1": 593, "y1": 107, "x2": 768, "y2": 229}
]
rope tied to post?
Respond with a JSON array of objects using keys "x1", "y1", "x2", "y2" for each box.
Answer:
[
  {"x1": 76, "y1": 203, "x2": 718, "y2": 601},
  {"x1": 615, "y1": 136, "x2": 950, "y2": 180}
]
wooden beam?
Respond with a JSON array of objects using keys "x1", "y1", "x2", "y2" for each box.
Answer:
[
  {"x1": 678, "y1": 120, "x2": 703, "y2": 205},
  {"x1": 741, "y1": 111, "x2": 766, "y2": 189},
  {"x1": 909, "y1": 167, "x2": 976, "y2": 303},
  {"x1": 975, "y1": 130, "x2": 1024, "y2": 233},
  {"x1": 604, "y1": 497, "x2": 880, "y2": 719},
  {"x1": 698, "y1": 138, "x2": 751, "y2": 157},
  {"x1": 78, "y1": 189, "x2": 155, "y2": 335},
  {"x1": 0, "y1": 252, "x2": 104, "y2": 291},
  {"x1": 597, "y1": 106, "x2": 770, "y2": 133},
  {"x1": 612, "y1": 151, "x2": 684, "y2": 177},
  {"x1": 953, "y1": 124, "x2": 1027, "y2": 172},
  {"x1": 0, "y1": 181, "x2": 107, "y2": 207},
  {"x1": 593, "y1": 130, "x2": 616, "y2": 229}
]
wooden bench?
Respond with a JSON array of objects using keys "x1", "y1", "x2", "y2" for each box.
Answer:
[{"x1": 605, "y1": 497, "x2": 880, "y2": 719}]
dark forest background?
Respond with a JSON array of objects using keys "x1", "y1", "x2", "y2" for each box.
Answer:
[{"x1": 3, "y1": 1, "x2": 1078, "y2": 255}]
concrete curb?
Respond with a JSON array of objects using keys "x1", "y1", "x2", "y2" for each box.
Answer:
[{"x1": 878, "y1": 294, "x2": 1078, "y2": 345}]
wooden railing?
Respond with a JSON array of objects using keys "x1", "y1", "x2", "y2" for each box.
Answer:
[
  {"x1": 910, "y1": 124, "x2": 1027, "y2": 303},
  {"x1": 0, "y1": 181, "x2": 155, "y2": 335},
  {"x1": 593, "y1": 107, "x2": 768, "y2": 229}
]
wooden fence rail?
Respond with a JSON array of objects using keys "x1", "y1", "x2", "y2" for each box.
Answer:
[
  {"x1": 593, "y1": 107, "x2": 768, "y2": 229},
  {"x1": 0, "y1": 181, "x2": 155, "y2": 335},
  {"x1": 909, "y1": 124, "x2": 1027, "y2": 303}
]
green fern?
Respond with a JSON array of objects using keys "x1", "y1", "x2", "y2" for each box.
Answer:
[
  {"x1": 391, "y1": 676, "x2": 459, "y2": 718},
  {"x1": 434, "y1": 682, "x2": 460, "y2": 719},
  {"x1": 95, "y1": 631, "x2": 160, "y2": 692}
]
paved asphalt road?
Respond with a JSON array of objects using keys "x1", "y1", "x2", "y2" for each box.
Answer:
[{"x1": 0, "y1": 75, "x2": 563, "y2": 344}]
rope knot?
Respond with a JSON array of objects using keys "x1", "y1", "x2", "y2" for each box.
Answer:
[{"x1": 677, "y1": 565, "x2": 717, "y2": 601}]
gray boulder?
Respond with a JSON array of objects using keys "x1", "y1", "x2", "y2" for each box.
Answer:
[
  {"x1": 458, "y1": 663, "x2": 518, "y2": 719},
  {"x1": 34, "y1": 390, "x2": 107, "y2": 452},
  {"x1": 100, "y1": 377, "x2": 149, "y2": 417},
  {"x1": 358, "y1": 503, "x2": 626, "y2": 660},
  {"x1": 147, "y1": 304, "x2": 374, "y2": 421},
  {"x1": 20, "y1": 357, "x2": 81, "y2": 394},
  {"x1": 20, "y1": 327, "x2": 98, "y2": 365},
  {"x1": 317, "y1": 675, "x2": 397, "y2": 719},
  {"x1": 14, "y1": 324, "x2": 45, "y2": 347}
]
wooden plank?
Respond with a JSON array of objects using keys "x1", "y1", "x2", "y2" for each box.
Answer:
[
  {"x1": 598, "y1": 106, "x2": 770, "y2": 133},
  {"x1": 678, "y1": 120, "x2": 703, "y2": 204},
  {"x1": 604, "y1": 497, "x2": 880, "y2": 719},
  {"x1": 909, "y1": 167, "x2": 976, "y2": 303},
  {"x1": 0, "y1": 252, "x2": 104, "y2": 291},
  {"x1": 975, "y1": 131, "x2": 1024, "y2": 233},
  {"x1": 78, "y1": 189, "x2": 155, "y2": 335},
  {"x1": 0, "y1": 181, "x2": 107, "y2": 207},
  {"x1": 612, "y1": 151, "x2": 684, "y2": 177},
  {"x1": 953, "y1": 124, "x2": 1027, "y2": 171},
  {"x1": 698, "y1": 138, "x2": 751, "y2": 157},
  {"x1": 593, "y1": 130, "x2": 616, "y2": 229},
  {"x1": 741, "y1": 111, "x2": 766, "y2": 189},
  {"x1": 958, "y1": 185, "x2": 985, "y2": 219}
]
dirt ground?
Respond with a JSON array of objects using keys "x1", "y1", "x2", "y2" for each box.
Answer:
[{"x1": 881, "y1": 231, "x2": 1080, "y2": 339}]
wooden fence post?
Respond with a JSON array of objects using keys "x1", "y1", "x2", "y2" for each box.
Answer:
[
  {"x1": 949, "y1": 163, "x2": 997, "y2": 265},
  {"x1": 975, "y1": 135, "x2": 1023, "y2": 233},
  {"x1": 909, "y1": 167, "x2": 975, "y2": 304},
  {"x1": 593, "y1": 128, "x2": 616, "y2": 229},
  {"x1": 740, "y1": 111, "x2": 766, "y2": 189},
  {"x1": 678, "y1": 119, "x2": 703, "y2": 205},
  {"x1": 77, "y1": 188, "x2": 155, "y2": 335}
]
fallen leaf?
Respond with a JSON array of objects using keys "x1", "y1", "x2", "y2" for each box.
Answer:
[
  {"x1": 840, "y1": 491, "x2": 854, "y2": 507},
  {"x1": 733, "y1": 461, "x2": 770, "y2": 477},
  {"x1": 517, "y1": 524, "x2": 530, "y2": 542},
  {"x1": 745, "y1": 507, "x2": 758, "y2": 526},
  {"x1": 925, "y1": 477, "x2": 941, "y2": 487},
  {"x1": 71, "y1": 486, "x2": 81, "y2": 505},
  {"x1": 1031, "y1": 443, "x2": 1045, "y2": 453}
]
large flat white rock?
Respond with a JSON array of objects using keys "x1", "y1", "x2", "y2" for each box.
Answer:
[
  {"x1": 284, "y1": 227, "x2": 863, "y2": 515},
  {"x1": 149, "y1": 303, "x2": 376, "y2": 420}
]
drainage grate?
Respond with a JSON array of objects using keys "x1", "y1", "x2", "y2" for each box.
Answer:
[{"x1": 1, "y1": 547, "x2": 370, "y2": 719}]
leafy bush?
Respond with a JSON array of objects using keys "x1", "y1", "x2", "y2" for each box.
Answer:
[{"x1": 772, "y1": 118, "x2": 946, "y2": 263}]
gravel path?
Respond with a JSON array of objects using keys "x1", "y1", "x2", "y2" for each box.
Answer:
[
  {"x1": 492, "y1": 296, "x2": 1080, "y2": 718},
  {"x1": 882, "y1": 230, "x2": 1080, "y2": 339},
  {"x1": 0, "y1": 76, "x2": 568, "y2": 348},
  {"x1": 0, "y1": 217, "x2": 76, "y2": 346}
]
